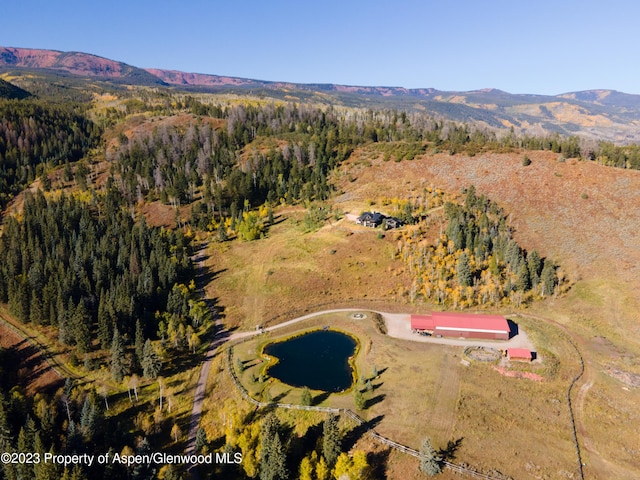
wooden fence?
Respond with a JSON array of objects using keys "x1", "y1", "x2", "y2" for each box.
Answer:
[{"x1": 227, "y1": 347, "x2": 510, "y2": 480}]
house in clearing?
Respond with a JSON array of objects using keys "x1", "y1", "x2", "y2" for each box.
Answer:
[
  {"x1": 507, "y1": 348, "x2": 533, "y2": 362},
  {"x1": 411, "y1": 312, "x2": 511, "y2": 340},
  {"x1": 356, "y1": 212, "x2": 403, "y2": 229},
  {"x1": 356, "y1": 212, "x2": 385, "y2": 228}
]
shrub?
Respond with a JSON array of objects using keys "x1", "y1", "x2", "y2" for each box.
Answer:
[{"x1": 522, "y1": 155, "x2": 532, "y2": 166}]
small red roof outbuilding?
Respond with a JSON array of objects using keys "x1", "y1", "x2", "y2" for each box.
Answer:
[{"x1": 507, "y1": 348, "x2": 532, "y2": 361}]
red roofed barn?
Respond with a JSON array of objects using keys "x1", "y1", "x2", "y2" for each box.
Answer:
[{"x1": 411, "y1": 312, "x2": 511, "y2": 340}]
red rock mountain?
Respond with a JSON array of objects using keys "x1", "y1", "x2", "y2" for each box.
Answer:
[
  {"x1": 0, "y1": 46, "x2": 164, "y2": 84},
  {"x1": 3, "y1": 46, "x2": 640, "y2": 142}
]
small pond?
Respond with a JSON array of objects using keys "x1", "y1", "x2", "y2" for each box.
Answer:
[{"x1": 263, "y1": 329, "x2": 357, "y2": 392}]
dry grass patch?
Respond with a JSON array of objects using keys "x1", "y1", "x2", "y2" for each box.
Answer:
[{"x1": 205, "y1": 211, "x2": 410, "y2": 330}]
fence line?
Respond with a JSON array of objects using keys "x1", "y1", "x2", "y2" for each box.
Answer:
[
  {"x1": 0, "y1": 314, "x2": 70, "y2": 380},
  {"x1": 565, "y1": 336, "x2": 586, "y2": 480},
  {"x1": 227, "y1": 346, "x2": 508, "y2": 480},
  {"x1": 510, "y1": 313, "x2": 585, "y2": 480}
]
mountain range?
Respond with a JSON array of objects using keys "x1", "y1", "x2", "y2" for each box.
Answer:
[{"x1": 2, "y1": 46, "x2": 639, "y2": 143}]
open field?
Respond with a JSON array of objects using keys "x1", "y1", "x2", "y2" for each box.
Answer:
[
  {"x1": 205, "y1": 207, "x2": 414, "y2": 330},
  {"x1": 227, "y1": 311, "x2": 586, "y2": 479}
]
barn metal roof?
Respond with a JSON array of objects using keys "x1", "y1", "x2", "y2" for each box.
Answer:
[{"x1": 411, "y1": 312, "x2": 510, "y2": 334}]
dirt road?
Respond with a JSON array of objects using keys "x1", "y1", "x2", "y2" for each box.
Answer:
[{"x1": 185, "y1": 306, "x2": 535, "y2": 456}]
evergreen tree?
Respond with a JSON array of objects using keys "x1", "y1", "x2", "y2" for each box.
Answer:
[
  {"x1": 97, "y1": 296, "x2": 112, "y2": 350},
  {"x1": 540, "y1": 262, "x2": 557, "y2": 296},
  {"x1": 516, "y1": 260, "x2": 531, "y2": 291},
  {"x1": 80, "y1": 394, "x2": 96, "y2": 442},
  {"x1": 72, "y1": 301, "x2": 91, "y2": 354},
  {"x1": 110, "y1": 328, "x2": 127, "y2": 382},
  {"x1": 135, "y1": 319, "x2": 145, "y2": 369},
  {"x1": 142, "y1": 339, "x2": 162, "y2": 379},
  {"x1": 195, "y1": 427, "x2": 208, "y2": 453},
  {"x1": 456, "y1": 252, "x2": 472, "y2": 287},
  {"x1": 322, "y1": 414, "x2": 341, "y2": 468},
  {"x1": 260, "y1": 432, "x2": 288, "y2": 480},
  {"x1": 65, "y1": 421, "x2": 82, "y2": 455},
  {"x1": 354, "y1": 389, "x2": 366, "y2": 410},
  {"x1": 300, "y1": 387, "x2": 312, "y2": 406},
  {"x1": 527, "y1": 250, "x2": 542, "y2": 286},
  {"x1": 17, "y1": 426, "x2": 33, "y2": 480},
  {"x1": 419, "y1": 437, "x2": 442, "y2": 476},
  {"x1": 260, "y1": 414, "x2": 288, "y2": 480}
]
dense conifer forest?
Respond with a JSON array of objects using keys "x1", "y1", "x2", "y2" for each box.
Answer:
[{"x1": 0, "y1": 99, "x2": 100, "y2": 206}]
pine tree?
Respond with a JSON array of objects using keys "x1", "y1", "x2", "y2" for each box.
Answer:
[
  {"x1": 66, "y1": 420, "x2": 82, "y2": 455},
  {"x1": 516, "y1": 260, "x2": 531, "y2": 291},
  {"x1": 540, "y1": 261, "x2": 557, "y2": 296},
  {"x1": 260, "y1": 414, "x2": 288, "y2": 480},
  {"x1": 142, "y1": 339, "x2": 162, "y2": 379},
  {"x1": 195, "y1": 427, "x2": 208, "y2": 453},
  {"x1": 135, "y1": 319, "x2": 145, "y2": 369},
  {"x1": 80, "y1": 395, "x2": 96, "y2": 442},
  {"x1": 264, "y1": 432, "x2": 288, "y2": 480},
  {"x1": 73, "y1": 301, "x2": 91, "y2": 354},
  {"x1": 456, "y1": 252, "x2": 472, "y2": 287},
  {"x1": 97, "y1": 296, "x2": 112, "y2": 350},
  {"x1": 322, "y1": 414, "x2": 341, "y2": 468},
  {"x1": 354, "y1": 389, "x2": 366, "y2": 410},
  {"x1": 419, "y1": 437, "x2": 442, "y2": 476},
  {"x1": 29, "y1": 290, "x2": 44, "y2": 325},
  {"x1": 300, "y1": 387, "x2": 312, "y2": 406},
  {"x1": 527, "y1": 250, "x2": 542, "y2": 286},
  {"x1": 110, "y1": 328, "x2": 127, "y2": 382}
]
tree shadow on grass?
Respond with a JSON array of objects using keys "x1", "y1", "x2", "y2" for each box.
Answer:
[
  {"x1": 313, "y1": 391, "x2": 331, "y2": 406},
  {"x1": 271, "y1": 389, "x2": 291, "y2": 404},
  {"x1": 342, "y1": 414, "x2": 384, "y2": 451},
  {"x1": 367, "y1": 448, "x2": 391, "y2": 479},
  {"x1": 364, "y1": 394, "x2": 385, "y2": 409},
  {"x1": 438, "y1": 437, "x2": 464, "y2": 462}
]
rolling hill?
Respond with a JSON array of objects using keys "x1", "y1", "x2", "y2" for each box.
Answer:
[
  {"x1": 2, "y1": 46, "x2": 640, "y2": 142},
  {"x1": 0, "y1": 78, "x2": 30, "y2": 99}
]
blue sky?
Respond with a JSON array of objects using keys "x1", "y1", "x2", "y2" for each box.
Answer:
[{"x1": 3, "y1": 0, "x2": 639, "y2": 95}]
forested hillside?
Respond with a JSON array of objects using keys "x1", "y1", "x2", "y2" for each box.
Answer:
[
  {"x1": 0, "y1": 78, "x2": 30, "y2": 100},
  {"x1": 0, "y1": 187, "x2": 193, "y2": 356},
  {"x1": 0, "y1": 99, "x2": 100, "y2": 206},
  {"x1": 397, "y1": 186, "x2": 561, "y2": 307}
]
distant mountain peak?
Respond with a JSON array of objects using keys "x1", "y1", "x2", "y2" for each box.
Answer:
[
  {"x1": 0, "y1": 46, "x2": 165, "y2": 85},
  {"x1": 2, "y1": 46, "x2": 640, "y2": 143}
]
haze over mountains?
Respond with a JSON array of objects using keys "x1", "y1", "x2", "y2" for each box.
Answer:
[{"x1": 2, "y1": 46, "x2": 639, "y2": 142}]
